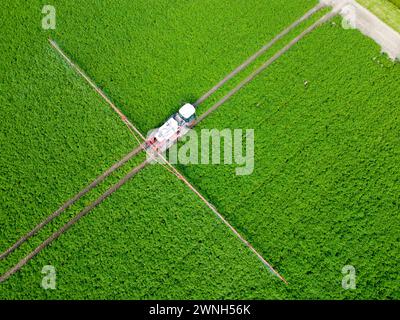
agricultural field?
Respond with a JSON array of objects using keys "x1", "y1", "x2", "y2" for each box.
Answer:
[
  {"x1": 0, "y1": 0, "x2": 317, "y2": 299},
  {"x1": 389, "y1": 0, "x2": 400, "y2": 8},
  {"x1": 357, "y1": 0, "x2": 400, "y2": 32},
  {"x1": 1, "y1": 0, "x2": 399, "y2": 300},
  {"x1": 181, "y1": 17, "x2": 400, "y2": 299}
]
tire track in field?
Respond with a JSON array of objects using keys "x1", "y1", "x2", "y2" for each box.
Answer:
[
  {"x1": 0, "y1": 144, "x2": 144, "y2": 261},
  {"x1": 194, "y1": 2, "x2": 325, "y2": 106},
  {"x1": 146, "y1": 10, "x2": 339, "y2": 293},
  {"x1": 0, "y1": 160, "x2": 149, "y2": 283},
  {"x1": 0, "y1": 4, "x2": 334, "y2": 286}
]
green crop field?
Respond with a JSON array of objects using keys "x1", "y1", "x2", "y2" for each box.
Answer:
[
  {"x1": 0, "y1": 0, "x2": 399, "y2": 300},
  {"x1": 389, "y1": 0, "x2": 400, "y2": 8},
  {"x1": 181, "y1": 17, "x2": 400, "y2": 299},
  {"x1": 357, "y1": 0, "x2": 400, "y2": 32}
]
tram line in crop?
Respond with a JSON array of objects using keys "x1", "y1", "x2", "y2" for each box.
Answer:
[{"x1": 0, "y1": 3, "x2": 339, "y2": 285}]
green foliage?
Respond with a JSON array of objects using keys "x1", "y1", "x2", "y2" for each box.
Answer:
[
  {"x1": 1, "y1": 0, "x2": 399, "y2": 300},
  {"x1": 181, "y1": 17, "x2": 400, "y2": 299},
  {"x1": 357, "y1": 0, "x2": 400, "y2": 33},
  {"x1": 51, "y1": 0, "x2": 319, "y2": 133},
  {"x1": 0, "y1": 0, "x2": 134, "y2": 268},
  {"x1": 1, "y1": 0, "x2": 314, "y2": 299},
  {"x1": 389, "y1": 0, "x2": 400, "y2": 8}
]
